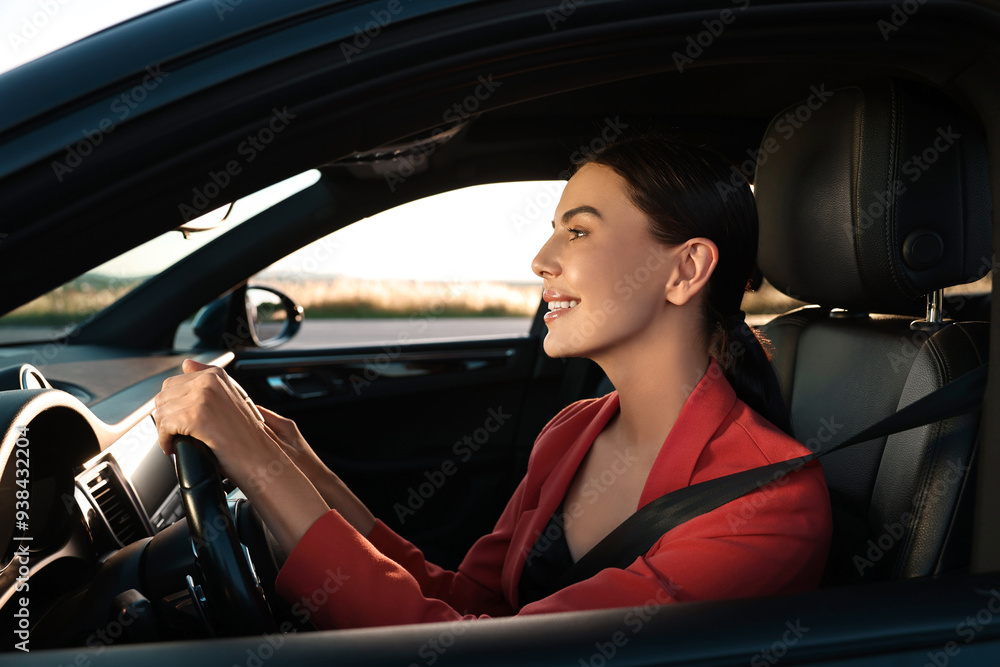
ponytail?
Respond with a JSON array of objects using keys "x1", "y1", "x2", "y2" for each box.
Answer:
[{"x1": 710, "y1": 307, "x2": 792, "y2": 435}]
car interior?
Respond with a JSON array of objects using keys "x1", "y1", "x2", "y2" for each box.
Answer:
[
  {"x1": 756, "y1": 77, "x2": 990, "y2": 586},
  {"x1": 2, "y1": 1, "x2": 1000, "y2": 664}
]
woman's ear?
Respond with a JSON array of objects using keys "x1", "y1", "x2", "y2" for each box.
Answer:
[{"x1": 664, "y1": 237, "x2": 719, "y2": 306}]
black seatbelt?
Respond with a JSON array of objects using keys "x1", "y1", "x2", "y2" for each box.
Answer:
[{"x1": 555, "y1": 362, "x2": 988, "y2": 590}]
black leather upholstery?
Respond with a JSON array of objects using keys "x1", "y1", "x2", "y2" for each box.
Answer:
[
  {"x1": 756, "y1": 79, "x2": 991, "y2": 314},
  {"x1": 764, "y1": 307, "x2": 987, "y2": 583},
  {"x1": 756, "y1": 78, "x2": 992, "y2": 585}
]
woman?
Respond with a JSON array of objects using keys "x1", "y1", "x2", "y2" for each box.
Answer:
[{"x1": 154, "y1": 136, "x2": 831, "y2": 629}]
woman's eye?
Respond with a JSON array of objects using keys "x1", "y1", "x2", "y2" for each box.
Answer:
[{"x1": 567, "y1": 228, "x2": 586, "y2": 239}]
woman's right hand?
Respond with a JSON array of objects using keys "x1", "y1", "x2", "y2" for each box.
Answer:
[
  {"x1": 257, "y1": 405, "x2": 328, "y2": 478},
  {"x1": 257, "y1": 405, "x2": 376, "y2": 537}
]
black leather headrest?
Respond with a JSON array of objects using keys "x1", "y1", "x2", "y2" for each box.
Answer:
[{"x1": 755, "y1": 78, "x2": 991, "y2": 313}]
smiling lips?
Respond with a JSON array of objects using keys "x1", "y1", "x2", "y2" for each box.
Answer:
[{"x1": 542, "y1": 289, "x2": 580, "y2": 322}]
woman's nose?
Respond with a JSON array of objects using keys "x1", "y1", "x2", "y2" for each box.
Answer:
[{"x1": 531, "y1": 234, "x2": 560, "y2": 278}]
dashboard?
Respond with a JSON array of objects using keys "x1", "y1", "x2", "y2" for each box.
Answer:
[
  {"x1": 75, "y1": 415, "x2": 184, "y2": 547},
  {"x1": 0, "y1": 349, "x2": 235, "y2": 645}
]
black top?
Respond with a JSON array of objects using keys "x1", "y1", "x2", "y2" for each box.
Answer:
[{"x1": 517, "y1": 503, "x2": 576, "y2": 607}]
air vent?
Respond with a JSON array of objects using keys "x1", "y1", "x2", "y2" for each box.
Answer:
[{"x1": 83, "y1": 463, "x2": 146, "y2": 546}]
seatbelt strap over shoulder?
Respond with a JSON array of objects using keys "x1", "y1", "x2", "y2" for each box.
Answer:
[{"x1": 554, "y1": 363, "x2": 988, "y2": 590}]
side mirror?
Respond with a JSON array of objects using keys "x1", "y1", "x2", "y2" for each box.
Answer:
[
  {"x1": 192, "y1": 285, "x2": 303, "y2": 349},
  {"x1": 245, "y1": 286, "x2": 303, "y2": 348}
]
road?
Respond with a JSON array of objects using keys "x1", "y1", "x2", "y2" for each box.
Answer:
[{"x1": 177, "y1": 317, "x2": 534, "y2": 349}]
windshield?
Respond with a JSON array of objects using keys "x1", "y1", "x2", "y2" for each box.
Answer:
[{"x1": 0, "y1": 170, "x2": 320, "y2": 345}]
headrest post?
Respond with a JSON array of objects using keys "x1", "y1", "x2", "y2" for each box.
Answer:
[
  {"x1": 926, "y1": 289, "x2": 944, "y2": 324},
  {"x1": 910, "y1": 289, "x2": 947, "y2": 332}
]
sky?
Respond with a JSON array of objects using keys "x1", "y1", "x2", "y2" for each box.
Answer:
[
  {"x1": 265, "y1": 179, "x2": 563, "y2": 283},
  {"x1": 98, "y1": 173, "x2": 563, "y2": 283}
]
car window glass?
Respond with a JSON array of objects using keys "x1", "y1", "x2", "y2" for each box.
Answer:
[
  {"x1": 0, "y1": 170, "x2": 320, "y2": 345},
  {"x1": 222, "y1": 182, "x2": 563, "y2": 350}
]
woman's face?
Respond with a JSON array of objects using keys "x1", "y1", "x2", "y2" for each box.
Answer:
[{"x1": 531, "y1": 162, "x2": 679, "y2": 360}]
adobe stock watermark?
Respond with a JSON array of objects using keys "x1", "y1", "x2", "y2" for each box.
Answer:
[
  {"x1": 922, "y1": 589, "x2": 1000, "y2": 667},
  {"x1": 410, "y1": 621, "x2": 469, "y2": 667},
  {"x1": 577, "y1": 579, "x2": 683, "y2": 667},
  {"x1": 523, "y1": 448, "x2": 637, "y2": 566},
  {"x1": 213, "y1": 0, "x2": 243, "y2": 21},
  {"x1": 82, "y1": 603, "x2": 148, "y2": 655},
  {"x1": 848, "y1": 125, "x2": 961, "y2": 244},
  {"x1": 339, "y1": 0, "x2": 413, "y2": 62},
  {"x1": 546, "y1": 242, "x2": 671, "y2": 352},
  {"x1": 749, "y1": 619, "x2": 810, "y2": 666},
  {"x1": 225, "y1": 567, "x2": 350, "y2": 664},
  {"x1": 288, "y1": 567, "x2": 351, "y2": 626},
  {"x1": 286, "y1": 236, "x2": 341, "y2": 276},
  {"x1": 23, "y1": 588, "x2": 151, "y2": 657},
  {"x1": 934, "y1": 253, "x2": 1000, "y2": 317},
  {"x1": 508, "y1": 116, "x2": 629, "y2": 234},
  {"x1": 50, "y1": 65, "x2": 169, "y2": 183},
  {"x1": 678, "y1": 333, "x2": 752, "y2": 400},
  {"x1": 853, "y1": 458, "x2": 969, "y2": 577},
  {"x1": 715, "y1": 84, "x2": 834, "y2": 200},
  {"x1": 178, "y1": 106, "x2": 297, "y2": 221},
  {"x1": 6, "y1": 0, "x2": 72, "y2": 54},
  {"x1": 12, "y1": 426, "x2": 30, "y2": 653},
  {"x1": 345, "y1": 281, "x2": 472, "y2": 396},
  {"x1": 878, "y1": 0, "x2": 927, "y2": 41},
  {"x1": 883, "y1": 253, "x2": 995, "y2": 375},
  {"x1": 725, "y1": 414, "x2": 843, "y2": 533},
  {"x1": 671, "y1": 0, "x2": 750, "y2": 73},
  {"x1": 23, "y1": 272, "x2": 133, "y2": 373},
  {"x1": 546, "y1": 0, "x2": 585, "y2": 31},
  {"x1": 510, "y1": 181, "x2": 566, "y2": 235},
  {"x1": 384, "y1": 74, "x2": 502, "y2": 192},
  {"x1": 563, "y1": 116, "x2": 631, "y2": 173},
  {"x1": 246, "y1": 427, "x2": 304, "y2": 494},
  {"x1": 887, "y1": 323, "x2": 951, "y2": 375},
  {"x1": 25, "y1": 321, "x2": 86, "y2": 372},
  {"x1": 393, "y1": 406, "x2": 513, "y2": 524}
]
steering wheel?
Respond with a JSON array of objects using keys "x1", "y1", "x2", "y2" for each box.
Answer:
[{"x1": 173, "y1": 437, "x2": 275, "y2": 636}]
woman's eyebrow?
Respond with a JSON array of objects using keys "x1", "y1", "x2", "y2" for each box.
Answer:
[{"x1": 553, "y1": 205, "x2": 603, "y2": 227}]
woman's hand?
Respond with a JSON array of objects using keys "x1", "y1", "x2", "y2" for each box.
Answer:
[
  {"x1": 258, "y1": 405, "x2": 329, "y2": 479},
  {"x1": 153, "y1": 360, "x2": 274, "y2": 482},
  {"x1": 153, "y1": 359, "x2": 330, "y2": 553},
  {"x1": 258, "y1": 406, "x2": 376, "y2": 537}
]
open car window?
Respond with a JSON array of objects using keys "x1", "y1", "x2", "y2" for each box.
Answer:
[{"x1": 226, "y1": 181, "x2": 563, "y2": 349}]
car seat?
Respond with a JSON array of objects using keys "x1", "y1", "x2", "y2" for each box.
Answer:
[{"x1": 754, "y1": 77, "x2": 992, "y2": 584}]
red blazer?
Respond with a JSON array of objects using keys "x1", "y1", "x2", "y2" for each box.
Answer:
[{"x1": 275, "y1": 358, "x2": 832, "y2": 629}]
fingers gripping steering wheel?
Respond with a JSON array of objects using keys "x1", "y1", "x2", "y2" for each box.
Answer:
[{"x1": 174, "y1": 437, "x2": 275, "y2": 636}]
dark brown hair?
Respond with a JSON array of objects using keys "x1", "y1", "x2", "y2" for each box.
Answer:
[{"x1": 578, "y1": 135, "x2": 791, "y2": 434}]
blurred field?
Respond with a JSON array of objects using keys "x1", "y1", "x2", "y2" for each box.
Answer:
[
  {"x1": 2, "y1": 271, "x2": 990, "y2": 328},
  {"x1": 0, "y1": 275, "x2": 544, "y2": 326},
  {"x1": 0, "y1": 275, "x2": 142, "y2": 325},
  {"x1": 257, "y1": 276, "x2": 542, "y2": 319},
  {"x1": 742, "y1": 279, "x2": 808, "y2": 315}
]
